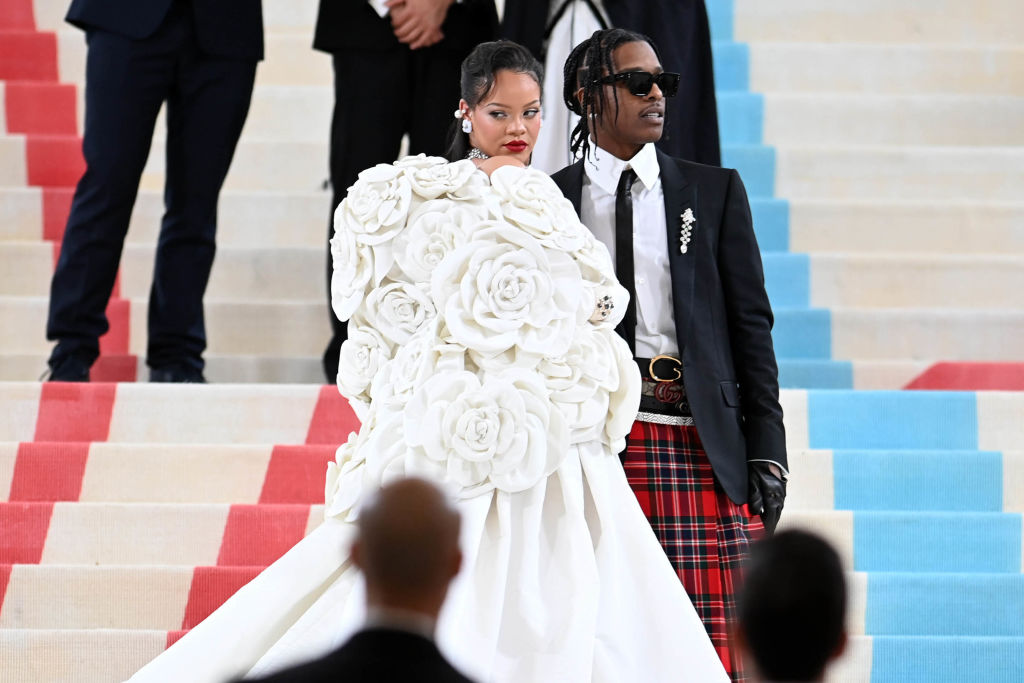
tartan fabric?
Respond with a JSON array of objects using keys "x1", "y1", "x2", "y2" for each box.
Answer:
[{"x1": 624, "y1": 420, "x2": 764, "y2": 683}]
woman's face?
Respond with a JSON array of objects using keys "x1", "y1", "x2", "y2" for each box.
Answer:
[{"x1": 463, "y1": 69, "x2": 542, "y2": 165}]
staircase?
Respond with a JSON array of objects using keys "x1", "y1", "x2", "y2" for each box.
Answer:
[{"x1": 1, "y1": 0, "x2": 1023, "y2": 681}]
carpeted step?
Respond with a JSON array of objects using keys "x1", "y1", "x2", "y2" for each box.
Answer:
[
  {"x1": 746, "y1": 43, "x2": 1024, "y2": 95},
  {"x1": 775, "y1": 146, "x2": 1024, "y2": 201},
  {"x1": 0, "y1": 242, "x2": 325, "y2": 300},
  {"x1": 763, "y1": 94, "x2": 1024, "y2": 146},
  {"x1": 0, "y1": 187, "x2": 328, "y2": 248},
  {"x1": 0, "y1": 502, "x2": 323, "y2": 566},
  {"x1": 777, "y1": 359, "x2": 936, "y2": 391},
  {"x1": 779, "y1": 510, "x2": 1023, "y2": 573},
  {"x1": 0, "y1": 382, "x2": 357, "y2": 445},
  {"x1": 786, "y1": 449, "x2": 1024, "y2": 513},
  {"x1": 729, "y1": 0, "x2": 1024, "y2": 44},
  {"x1": 0, "y1": 629, "x2": 168, "y2": 683},
  {"x1": 906, "y1": 363, "x2": 1024, "y2": 391},
  {"x1": 0, "y1": 442, "x2": 337, "y2": 504}
]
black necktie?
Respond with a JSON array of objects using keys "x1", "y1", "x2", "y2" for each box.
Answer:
[{"x1": 615, "y1": 167, "x2": 638, "y2": 356}]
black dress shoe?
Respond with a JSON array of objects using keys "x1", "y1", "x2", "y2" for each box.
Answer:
[
  {"x1": 46, "y1": 356, "x2": 91, "y2": 382},
  {"x1": 149, "y1": 365, "x2": 207, "y2": 383}
]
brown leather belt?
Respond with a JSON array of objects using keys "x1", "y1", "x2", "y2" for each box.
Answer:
[{"x1": 635, "y1": 356, "x2": 692, "y2": 418}]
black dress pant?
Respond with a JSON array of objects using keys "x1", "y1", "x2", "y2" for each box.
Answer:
[
  {"x1": 322, "y1": 45, "x2": 464, "y2": 381},
  {"x1": 46, "y1": 2, "x2": 256, "y2": 372}
]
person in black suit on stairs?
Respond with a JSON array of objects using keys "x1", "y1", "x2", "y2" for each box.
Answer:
[
  {"x1": 314, "y1": 0, "x2": 499, "y2": 383},
  {"x1": 551, "y1": 29, "x2": 787, "y2": 681},
  {"x1": 45, "y1": 0, "x2": 263, "y2": 383},
  {"x1": 240, "y1": 477, "x2": 473, "y2": 683}
]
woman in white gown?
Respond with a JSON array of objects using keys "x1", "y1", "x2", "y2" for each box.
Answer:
[{"x1": 128, "y1": 41, "x2": 728, "y2": 683}]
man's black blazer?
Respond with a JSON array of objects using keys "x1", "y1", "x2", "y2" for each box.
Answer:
[
  {"x1": 65, "y1": 0, "x2": 264, "y2": 60},
  {"x1": 313, "y1": 0, "x2": 498, "y2": 53},
  {"x1": 241, "y1": 628, "x2": 475, "y2": 682},
  {"x1": 552, "y1": 151, "x2": 787, "y2": 504}
]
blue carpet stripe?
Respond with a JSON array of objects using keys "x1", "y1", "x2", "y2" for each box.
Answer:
[
  {"x1": 749, "y1": 198, "x2": 789, "y2": 251},
  {"x1": 772, "y1": 308, "x2": 831, "y2": 359},
  {"x1": 711, "y1": 41, "x2": 749, "y2": 91},
  {"x1": 835, "y1": 450, "x2": 1004, "y2": 511},
  {"x1": 854, "y1": 512, "x2": 1022, "y2": 573},
  {"x1": 706, "y1": 0, "x2": 734, "y2": 42},
  {"x1": 871, "y1": 636, "x2": 1024, "y2": 683},
  {"x1": 721, "y1": 144, "x2": 775, "y2": 198},
  {"x1": 763, "y1": 252, "x2": 809, "y2": 307},
  {"x1": 807, "y1": 391, "x2": 978, "y2": 450},
  {"x1": 717, "y1": 91, "x2": 763, "y2": 144},
  {"x1": 867, "y1": 574, "x2": 1024, "y2": 637},
  {"x1": 778, "y1": 359, "x2": 852, "y2": 389}
]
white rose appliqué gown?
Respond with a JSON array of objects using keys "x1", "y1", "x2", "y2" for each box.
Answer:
[{"x1": 128, "y1": 158, "x2": 729, "y2": 683}]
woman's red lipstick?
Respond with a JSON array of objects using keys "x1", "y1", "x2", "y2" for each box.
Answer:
[{"x1": 503, "y1": 140, "x2": 528, "y2": 153}]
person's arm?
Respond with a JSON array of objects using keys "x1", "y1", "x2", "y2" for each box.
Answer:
[
  {"x1": 716, "y1": 168, "x2": 788, "y2": 531},
  {"x1": 385, "y1": 0, "x2": 453, "y2": 49}
]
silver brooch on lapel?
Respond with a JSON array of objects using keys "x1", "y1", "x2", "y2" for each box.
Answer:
[{"x1": 679, "y1": 208, "x2": 695, "y2": 254}]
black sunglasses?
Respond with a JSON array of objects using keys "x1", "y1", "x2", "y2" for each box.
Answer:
[{"x1": 593, "y1": 71, "x2": 680, "y2": 98}]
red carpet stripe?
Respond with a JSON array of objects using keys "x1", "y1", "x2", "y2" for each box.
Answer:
[
  {"x1": 91, "y1": 354, "x2": 139, "y2": 383},
  {"x1": 8, "y1": 442, "x2": 90, "y2": 502},
  {"x1": 0, "y1": 502, "x2": 53, "y2": 563},
  {"x1": 0, "y1": 0, "x2": 35, "y2": 30},
  {"x1": 98, "y1": 298, "x2": 130, "y2": 354},
  {"x1": 905, "y1": 362, "x2": 1024, "y2": 390},
  {"x1": 259, "y1": 445, "x2": 336, "y2": 504},
  {"x1": 216, "y1": 504, "x2": 311, "y2": 567},
  {"x1": 0, "y1": 31, "x2": 57, "y2": 81},
  {"x1": 4, "y1": 82, "x2": 77, "y2": 135},
  {"x1": 181, "y1": 566, "x2": 262, "y2": 630},
  {"x1": 26, "y1": 135, "x2": 85, "y2": 187},
  {"x1": 33, "y1": 383, "x2": 116, "y2": 443},
  {"x1": 165, "y1": 630, "x2": 189, "y2": 649},
  {"x1": 305, "y1": 385, "x2": 359, "y2": 446},
  {"x1": 42, "y1": 187, "x2": 73, "y2": 242}
]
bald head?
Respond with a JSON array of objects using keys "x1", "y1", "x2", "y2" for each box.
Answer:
[{"x1": 353, "y1": 478, "x2": 462, "y2": 615}]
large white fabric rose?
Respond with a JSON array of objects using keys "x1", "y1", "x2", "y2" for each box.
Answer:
[
  {"x1": 323, "y1": 431, "x2": 367, "y2": 521},
  {"x1": 370, "y1": 320, "x2": 468, "y2": 412},
  {"x1": 329, "y1": 223, "x2": 374, "y2": 322},
  {"x1": 336, "y1": 163, "x2": 413, "y2": 246},
  {"x1": 393, "y1": 154, "x2": 447, "y2": 172},
  {"x1": 431, "y1": 224, "x2": 585, "y2": 358},
  {"x1": 393, "y1": 199, "x2": 486, "y2": 284},
  {"x1": 403, "y1": 370, "x2": 569, "y2": 496},
  {"x1": 336, "y1": 319, "x2": 393, "y2": 417},
  {"x1": 489, "y1": 166, "x2": 588, "y2": 253},
  {"x1": 406, "y1": 159, "x2": 478, "y2": 200},
  {"x1": 361, "y1": 281, "x2": 436, "y2": 346}
]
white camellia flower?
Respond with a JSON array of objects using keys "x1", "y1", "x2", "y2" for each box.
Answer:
[
  {"x1": 370, "y1": 319, "x2": 467, "y2": 412},
  {"x1": 393, "y1": 153, "x2": 447, "y2": 171},
  {"x1": 431, "y1": 224, "x2": 585, "y2": 358},
  {"x1": 336, "y1": 319, "x2": 393, "y2": 417},
  {"x1": 361, "y1": 281, "x2": 436, "y2": 346},
  {"x1": 403, "y1": 369, "x2": 569, "y2": 496},
  {"x1": 330, "y1": 222, "x2": 374, "y2": 322},
  {"x1": 538, "y1": 328, "x2": 623, "y2": 443},
  {"x1": 393, "y1": 199, "x2": 486, "y2": 284},
  {"x1": 324, "y1": 432, "x2": 367, "y2": 521},
  {"x1": 337, "y1": 163, "x2": 413, "y2": 247},
  {"x1": 406, "y1": 159, "x2": 478, "y2": 200},
  {"x1": 489, "y1": 166, "x2": 588, "y2": 253}
]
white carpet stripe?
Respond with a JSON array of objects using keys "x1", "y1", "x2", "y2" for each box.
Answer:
[
  {"x1": 826, "y1": 634, "x2": 873, "y2": 683},
  {"x1": 0, "y1": 629, "x2": 167, "y2": 683},
  {"x1": 79, "y1": 444, "x2": 274, "y2": 503},
  {"x1": 778, "y1": 511, "x2": 856, "y2": 572},
  {"x1": 785, "y1": 449, "x2": 834, "y2": 511},
  {"x1": 0, "y1": 441, "x2": 17, "y2": 501},
  {"x1": 0, "y1": 383, "x2": 41, "y2": 443},
  {"x1": 1003, "y1": 452, "x2": 1024, "y2": 514},
  {"x1": 780, "y1": 390, "x2": 810, "y2": 450},
  {"x1": 39, "y1": 503, "x2": 228, "y2": 566},
  {"x1": 978, "y1": 393, "x2": 1024, "y2": 451},
  {"x1": 847, "y1": 572, "x2": 869, "y2": 637}
]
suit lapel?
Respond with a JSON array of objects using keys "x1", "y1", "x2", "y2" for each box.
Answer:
[{"x1": 658, "y1": 150, "x2": 697, "y2": 353}]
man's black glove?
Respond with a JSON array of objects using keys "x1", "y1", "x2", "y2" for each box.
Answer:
[{"x1": 748, "y1": 462, "x2": 786, "y2": 536}]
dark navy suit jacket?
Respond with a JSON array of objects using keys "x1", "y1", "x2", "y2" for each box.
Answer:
[{"x1": 553, "y1": 151, "x2": 787, "y2": 503}]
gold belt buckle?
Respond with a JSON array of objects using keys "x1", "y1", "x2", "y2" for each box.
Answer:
[{"x1": 649, "y1": 354, "x2": 682, "y2": 383}]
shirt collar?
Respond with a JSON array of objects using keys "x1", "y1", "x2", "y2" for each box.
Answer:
[{"x1": 584, "y1": 142, "x2": 660, "y2": 195}]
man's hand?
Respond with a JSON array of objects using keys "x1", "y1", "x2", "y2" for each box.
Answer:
[
  {"x1": 748, "y1": 461, "x2": 786, "y2": 536},
  {"x1": 386, "y1": 0, "x2": 453, "y2": 50}
]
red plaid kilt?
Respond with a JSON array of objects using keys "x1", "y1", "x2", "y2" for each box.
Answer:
[{"x1": 624, "y1": 420, "x2": 764, "y2": 682}]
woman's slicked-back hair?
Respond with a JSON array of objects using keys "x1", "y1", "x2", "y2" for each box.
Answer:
[
  {"x1": 446, "y1": 40, "x2": 544, "y2": 161},
  {"x1": 562, "y1": 28, "x2": 661, "y2": 160}
]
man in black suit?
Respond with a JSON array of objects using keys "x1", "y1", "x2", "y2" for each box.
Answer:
[
  {"x1": 314, "y1": 0, "x2": 499, "y2": 382},
  {"x1": 45, "y1": 0, "x2": 263, "y2": 383},
  {"x1": 736, "y1": 530, "x2": 848, "y2": 682},
  {"x1": 552, "y1": 29, "x2": 786, "y2": 681},
  {"x1": 243, "y1": 477, "x2": 473, "y2": 683}
]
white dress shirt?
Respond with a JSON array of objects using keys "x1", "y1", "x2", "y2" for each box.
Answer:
[{"x1": 580, "y1": 142, "x2": 678, "y2": 359}]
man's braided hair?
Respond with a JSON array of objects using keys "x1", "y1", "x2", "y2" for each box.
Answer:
[{"x1": 562, "y1": 28, "x2": 663, "y2": 160}]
